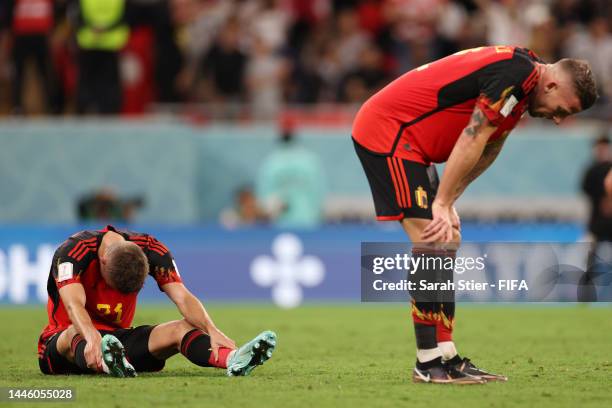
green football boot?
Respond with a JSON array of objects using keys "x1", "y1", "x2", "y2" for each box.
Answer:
[
  {"x1": 227, "y1": 330, "x2": 277, "y2": 377},
  {"x1": 101, "y1": 334, "x2": 137, "y2": 378}
]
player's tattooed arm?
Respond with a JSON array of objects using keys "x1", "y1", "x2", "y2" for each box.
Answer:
[
  {"x1": 453, "y1": 136, "x2": 507, "y2": 198},
  {"x1": 464, "y1": 108, "x2": 487, "y2": 138},
  {"x1": 422, "y1": 106, "x2": 498, "y2": 242},
  {"x1": 434, "y1": 106, "x2": 498, "y2": 206}
]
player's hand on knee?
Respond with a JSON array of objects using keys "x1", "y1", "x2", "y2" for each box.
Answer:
[
  {"x1": 208, "y1": 327, "x2": 236, "y2": 362},
  {"x1": 421, "y1": 201, "x2": 453, "y2": 243}
]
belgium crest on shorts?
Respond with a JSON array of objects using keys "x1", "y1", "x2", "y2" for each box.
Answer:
[{"x1": 415, "y1": 186, "x2": 428, "y2": 209}]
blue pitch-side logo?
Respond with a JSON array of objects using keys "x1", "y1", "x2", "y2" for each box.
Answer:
[
  {"x1": 0, "y1": 244, "x2": 54, "y2": 303},
  {"x1": 250, "y1": 233, "x2": 325, "y2": 308},
  {"x1": 0, "y1": 229, "x2": 333, "y2": 306},
  {"x1": 0, "y1": 225, "x2": 609, "y2": 305}
]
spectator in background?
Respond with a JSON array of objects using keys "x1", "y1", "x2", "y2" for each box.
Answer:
[
  {"x1": 581, "y1": 134, "x2": 612, "y2": 243},
  {"x1": 246, "y1": 35, "x2": 289, "y2": 120},
  {"x1": 77, "y1": 187, "x2": 144, "y2": 223},
  {"x1": 241, "y1": 0, "x2": 291, "y2": 53},
  {"x1": 176, "y1": 0, "x2": 234, "y2": 101},
  {"x1": 564, "y1": 16, "x2": 612, "y2": 102},
  {"x1": 287, "y1": 37, "x2": 323, "y2": 104},
  {"x1": 433, "y1": 0, "x2": 471, "y2": 58},
  {"x1": 256, "y1": 123, "x2": 326, "y2": 228},
  {"x1": 477, "y1": 0, "x2": 531, "y2": 46},
  {"x1": 315, "y1": 34, "x2": 343, "y2": 102},
  {"x1": 334, "y1": 8, "x2": 370, "y2": 73},
  {"x1": 220, "y1": 186, "x2": 269, "y2": 228},
  {"x1": 150, "y1": 0, "x2": 185, "y2": 103},
  {"x1": 337, "y1": 42, "x2": 387, "y2": 103},
  {"x1": 606, "y1": 168, "x2": 612, "y2": 196},
  {"x1": 74, "y1": 0, "x2": 129, "y2": 114},
  {"x1": 2, "y1": 0, "x2": 57, "y2": 114},
  {"x1": 199, "y1": 17, "x2": 247, "y2": 118}
]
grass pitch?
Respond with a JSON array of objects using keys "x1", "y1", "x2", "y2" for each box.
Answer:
[{"x1": 1, "y1": 304, "x2": 611, "y2": 408}]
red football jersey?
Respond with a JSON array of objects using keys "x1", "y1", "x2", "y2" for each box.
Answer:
[
  {"x1": 38, "y1": 225, "x2": 181, "y2": 353},
  {"x1": 352, "y1": 46, "x2": 541, "y2": 164}
]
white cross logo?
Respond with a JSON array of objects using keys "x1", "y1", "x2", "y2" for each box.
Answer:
[{"x1": 250, "y1": 233, "x2": 325, "y2": 308}]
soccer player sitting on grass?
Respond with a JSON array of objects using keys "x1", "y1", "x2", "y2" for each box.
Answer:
[
  {"x1": 38, "y1": 225, "x2": 276, "y2": 377},
  {"x1": 352, "y1": 46, "x2": 597, "y2": 384}
]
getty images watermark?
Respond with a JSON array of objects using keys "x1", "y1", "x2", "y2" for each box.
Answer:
[{"x1": 361, "y1": 242, "x2": 612, "y2": 302}]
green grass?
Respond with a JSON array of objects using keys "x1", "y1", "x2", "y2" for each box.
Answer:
[{"x1": 1, "y1": 305, "x2": 611, "y2": 408}]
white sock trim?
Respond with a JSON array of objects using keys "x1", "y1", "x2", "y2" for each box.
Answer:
[
  {"x1": 416, "y1": 347, "x2": 442, "y2": 363},
  {"x1": 438, "y1": 341, "x2": 458, "y2": 360}
]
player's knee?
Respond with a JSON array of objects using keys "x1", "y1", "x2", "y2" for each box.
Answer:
[
  {"x1": 452, "y1": 227, "x2": 462, "y2": 245},
  {"x1": 57, "y1": 325, "x2": 79, "y2": 359},
  {"x1": 173, "y1": 319, "x2": 197, "y2": 343},
  {"x1": 443, "y1": 227, "x2": 462, "y2": 251}
]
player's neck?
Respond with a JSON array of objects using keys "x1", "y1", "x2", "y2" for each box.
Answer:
[
  {"x1": 98, "y1": 231, "x2": 125, "y2": 258},
  {"x1": 529, "y1": 63, "x2": 548, "y2": 104}
]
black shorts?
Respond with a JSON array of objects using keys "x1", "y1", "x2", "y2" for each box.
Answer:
[
  {"x1": 354, "y1": 139, "x2": 439, "y2": 221},
  {"x1": 38, "y1": 325, "x2": 165, "y2": 375}
]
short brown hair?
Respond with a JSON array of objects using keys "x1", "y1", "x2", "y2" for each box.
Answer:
[
  {"x1": 559, "y1": 58, "x2": 598, "y2": 110},
  {"x1": 105, "y1": 242, "x2": 149, "y2": 293}
]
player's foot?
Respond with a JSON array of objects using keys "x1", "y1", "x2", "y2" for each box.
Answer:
[
  {"x1": 448, "y1": 357, "x2": 508, "y2": 382},
  {"x1": 101, "y1": 334, "x2": 137, "y2": 378},
  {"x1": 413, "y1": 359, "x2": 485, "y2": 384},
  {"x1": 227, "y1": 330, "x2": 277, "y2": 377}
]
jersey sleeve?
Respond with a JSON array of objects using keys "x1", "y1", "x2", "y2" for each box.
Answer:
[
  {"x1": 51, "y1": 238, "x2": 96, "y2": 289},
  {"x1": 475, "y1": 52, "x2": 538, "y2": 126},
  {"x1": 140, "y1": 236, "x2": 183, "y2": 290}
]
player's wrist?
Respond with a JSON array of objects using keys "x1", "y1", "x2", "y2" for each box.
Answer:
[
  {"x1": 433, "y1": 198, "x2": 452, "y2": 208},
  {"x1": 83, "y1": 329, "x2": 102, "y2": 344},
  {"x1": 207, "y1": 324, "x2": 220, "y2": 334}
]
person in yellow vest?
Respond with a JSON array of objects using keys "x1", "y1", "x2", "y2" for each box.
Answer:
[{"x1": 74, "y1": 0, "x2": 128, "y2": 114}]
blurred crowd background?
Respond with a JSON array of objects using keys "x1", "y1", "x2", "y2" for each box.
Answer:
[
  {"x1": 0, "y1": 0, "x2": 611, "y2": 236},
  {"x1": 0, "y1": 0, "x2": 611, "y2": 118},
  {"x1": 0, "y1": 1, "x2": 611, "y2": 308}
]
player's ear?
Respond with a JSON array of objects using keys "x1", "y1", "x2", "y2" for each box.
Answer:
[{"x1": 545, "y1": 81, "x2": 558, "y2": 93}]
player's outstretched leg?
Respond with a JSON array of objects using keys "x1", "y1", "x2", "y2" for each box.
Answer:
[
  {"x1": 148, "y1": 320, "x2": 276, "y2": 376},
  {"x1": 227, "y1": 330, "x2": 277, "y2": 377},
  {"x1": 101, "y1": 334, "x2": 137, "y2": 378}
]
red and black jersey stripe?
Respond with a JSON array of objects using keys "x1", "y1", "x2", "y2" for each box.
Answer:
[
  {"x1": 67, "y1": 237, "x2": 97, "y2": 259},
  {"x1": 129, "y1": 235, "x2": 168, "y2": 256}
]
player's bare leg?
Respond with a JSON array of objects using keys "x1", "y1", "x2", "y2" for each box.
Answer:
[
  {"x1": 148, "y1": 319, "x2": 277, "y2": 376},
  {"x1": 148, "y1": 319, "x2": 197, "y2": 360},
  {"x1": 402, "y1": 218, "x2": 506, "y2": 382}
]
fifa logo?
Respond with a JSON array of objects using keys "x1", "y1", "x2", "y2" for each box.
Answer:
[
  {"x1": 415, "y1": 186, "x2": 428, "y2": 209},
  {"x1": 250, "y1": 234, "x2": 325, "y2": 308}
]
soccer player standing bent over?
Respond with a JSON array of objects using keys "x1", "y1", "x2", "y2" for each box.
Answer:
[
  {"x1": 38, "y1": 225, "x2": 276, "y2": 377},
  {"x1": 352, "y1": 46, "x2": 597, "y2": 384}
]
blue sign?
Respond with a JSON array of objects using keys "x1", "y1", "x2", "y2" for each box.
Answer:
[{"x1": 0, "y1": 223, "x2": 585, "y2": 306}]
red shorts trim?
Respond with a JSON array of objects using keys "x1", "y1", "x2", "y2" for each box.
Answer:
[{"x1": 376, "y1": 214, "x2": 404, "y2": 221}]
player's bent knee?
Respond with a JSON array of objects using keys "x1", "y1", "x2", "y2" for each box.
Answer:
[
  {"x1": 63, "y1": 325, "x2": 77, "y2": 337},
  {"x1": 452, "y1": 227, "x2": 462, "y2": 245},
  {"x1": 173, "y1": 319, "x2": 197, "y2": 342},
  {"x1": 445, "y1": 227, "x2": 462, "y2": 251}
]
